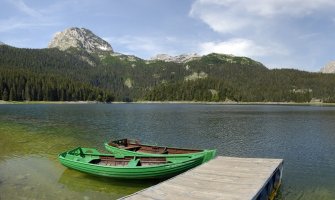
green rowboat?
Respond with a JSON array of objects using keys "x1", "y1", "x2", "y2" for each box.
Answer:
[
  {"x1": 58, "y1": 147, "x2": 208, "y2": 179},
  {"x1": 104, "y1": 139, "x2": 216, "y2": 163}
]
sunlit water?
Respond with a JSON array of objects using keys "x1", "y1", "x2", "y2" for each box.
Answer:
[{"x1": 1, "y1": 104, "x2": 335, "y2": 199}]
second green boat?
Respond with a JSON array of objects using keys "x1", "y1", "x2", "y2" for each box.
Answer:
[{"x1": 104, "y1": 138, "x2": 216, "y2": 163}]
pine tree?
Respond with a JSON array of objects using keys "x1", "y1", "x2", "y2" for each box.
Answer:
[
  {"x1": 25, "y1": 83, "x2": 31, "y2": 101},
  {"x1": 2, "y1": 88, "x2": 9, "y2": 101},
  {"x1": 9, "y1": 87, "x2": 16, "y2": 101}
]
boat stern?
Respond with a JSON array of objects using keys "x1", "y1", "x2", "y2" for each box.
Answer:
[{"x1": 202, "y1": 149, "x2": 217, "y2": 163}]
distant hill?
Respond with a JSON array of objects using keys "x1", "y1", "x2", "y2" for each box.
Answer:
[
  {"x1": 320, "y1": 61, "x2": 335, "y2": 74},
  {"x1": 1, "y1": 27, "x2": 335, "y2": 103}
]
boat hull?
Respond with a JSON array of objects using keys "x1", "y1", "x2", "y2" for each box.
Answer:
[
  {"x1": 104, "y1": 142, "x2": 216, "y2": 163},
  {"x1": 58, "y1": 147, "x2": 206, "y2": 179}
]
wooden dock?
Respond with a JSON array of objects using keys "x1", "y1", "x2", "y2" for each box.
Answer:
[{"x1": 121, "y1": 156, "x2": 283, "y2": 200}]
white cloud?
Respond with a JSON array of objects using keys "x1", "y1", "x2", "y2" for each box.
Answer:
[
  {"x1": 8, "y1": 0, "x2": 41, "y2": 17},
  {"x1": 0, "y1": 0, "x2": 67, "y2": 33},
  {"x1": 106, "y1": 36, "x2": 160, "y2": 53},
  {"x1": 190, "y1": 0, "x2": 335, "y2": 70},
  {"x1": 0, "y1": 18, "x2": 58, "y2": 32},
  {"x1": 200, "y1": 38, "x2": 275, "y2": 57},
  {"x1": 246, "y1": 0, "x2": 335, "y2": 17},
  {"x1": 190, "y1": 1, "x2": 249, "y2": 33},
  {"x1": 104, "y1": 35, "x2": 183, "y2": 58},
  {"x1": 190, "y1": 0, "x2": 335, "y2": 33}
]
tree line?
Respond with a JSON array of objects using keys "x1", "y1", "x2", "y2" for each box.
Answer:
[
  {"x1": 1, "y1": 45, "x2": 335, "y2": 103},
  {"x1": 0, "y1": 68, "x2": 113, "y2": 102}
]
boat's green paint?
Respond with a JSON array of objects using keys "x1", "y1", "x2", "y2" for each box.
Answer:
[
  {"x1": 104, "y1": 142, "x2": 216, "y2": 163},
  {"x1": 58, "y1": 147, "x2": 210, "y2": 179}
]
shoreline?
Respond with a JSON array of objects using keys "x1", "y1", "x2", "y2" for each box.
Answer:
[
  {"x1": 1, "y1": 100, "x2": 335, "y2": 106},
  {"x1": 132, "y1": 101, "x2": 335, "y2": 106},
  {"x1": 0, "y1": 100, "x2": 97, "y2": 104}
]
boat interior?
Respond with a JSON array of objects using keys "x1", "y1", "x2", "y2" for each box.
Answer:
[
  {"x1": 109, "y1": 139, "x2": 202, "y2": 154},
  {"x1": 89, "y1": 156, "x2": 170, "y2": 167}
]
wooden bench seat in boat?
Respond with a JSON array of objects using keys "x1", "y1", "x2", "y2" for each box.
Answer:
[{"x1": 123, "y1": 146, "x2": 141, "y2": 151}]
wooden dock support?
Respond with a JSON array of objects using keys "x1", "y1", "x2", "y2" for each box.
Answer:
[{"x1": 121, "y1": 156, "x2": 283, "y2": 200}]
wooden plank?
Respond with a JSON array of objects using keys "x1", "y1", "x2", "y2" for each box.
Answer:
[{"x1": 121, "y1": 156, "x2": 283, "y2": 200}]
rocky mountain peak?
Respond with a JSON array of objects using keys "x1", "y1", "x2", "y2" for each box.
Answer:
[
  {"x1": 150, "y1": 53, "x2": 201, "y2": 63},
  {"x1": 320, "y1": 61, "x2": 335, "y2": 73},
  {"x1": 48, "y1": 27, "x2": 113, "y2": 53},
  {"x1": 0, "y1": 41, "x2": 5, "y2": 45}
]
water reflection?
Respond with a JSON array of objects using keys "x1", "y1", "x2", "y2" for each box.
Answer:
[
  {"x1": 58, "y1": 169, "x2": 160, "y2": 195},
  {"x1": 0, "y1": 119, "x2": 154, "y2": 200},
  {"x1": 0, "y1": 156, "x2": 64, "y2": 200}
]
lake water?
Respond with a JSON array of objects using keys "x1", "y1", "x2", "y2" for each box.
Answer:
[{"x1": 0, "y1": 104, "x2": 335, "y2": 199}]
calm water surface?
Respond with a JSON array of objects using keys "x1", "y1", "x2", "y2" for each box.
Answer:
[{"x1": 1, "y1": 104, "x2": 335, "y2": 199}]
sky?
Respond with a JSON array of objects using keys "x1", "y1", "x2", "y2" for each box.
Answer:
[{"x1": 1, "y1": 0, "x2": 335, "y2": 72}]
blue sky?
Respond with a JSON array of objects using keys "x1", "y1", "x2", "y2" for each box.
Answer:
[{"x1": 1, "y1": 0, "x2": 335, "y2": 72}]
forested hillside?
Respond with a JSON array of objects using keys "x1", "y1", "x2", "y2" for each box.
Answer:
[
  {"x1": 1, "y1": 45, "x2": 335, "y2": 102},
  {"x1": 0, "y1": 46, "x2": 112, "y2": 102}
]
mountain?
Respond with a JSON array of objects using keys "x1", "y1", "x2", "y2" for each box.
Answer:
[
  {"x1": 1, "y1": 27, "x2": 335, "y2": 103},
  {"x1": 150, "y1": 53, "x2": 201, "y2": 63},
  {"x1": 0, "y1": 41, "x2": 5, "y2": 45},
  {"x1": 48, "y1": 27, "x2": 113, "y2": 53},
  {"x1": 320, "y1": 61, "x2": 335, "y2": 73}
]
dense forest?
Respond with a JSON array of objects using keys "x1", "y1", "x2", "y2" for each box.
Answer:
[
  {"x1": 0, "y1": 68, "x2": 113, "y2": 102},
  {"x1": 1, "y1": 45, "x2": 335, "y2": 103}
]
